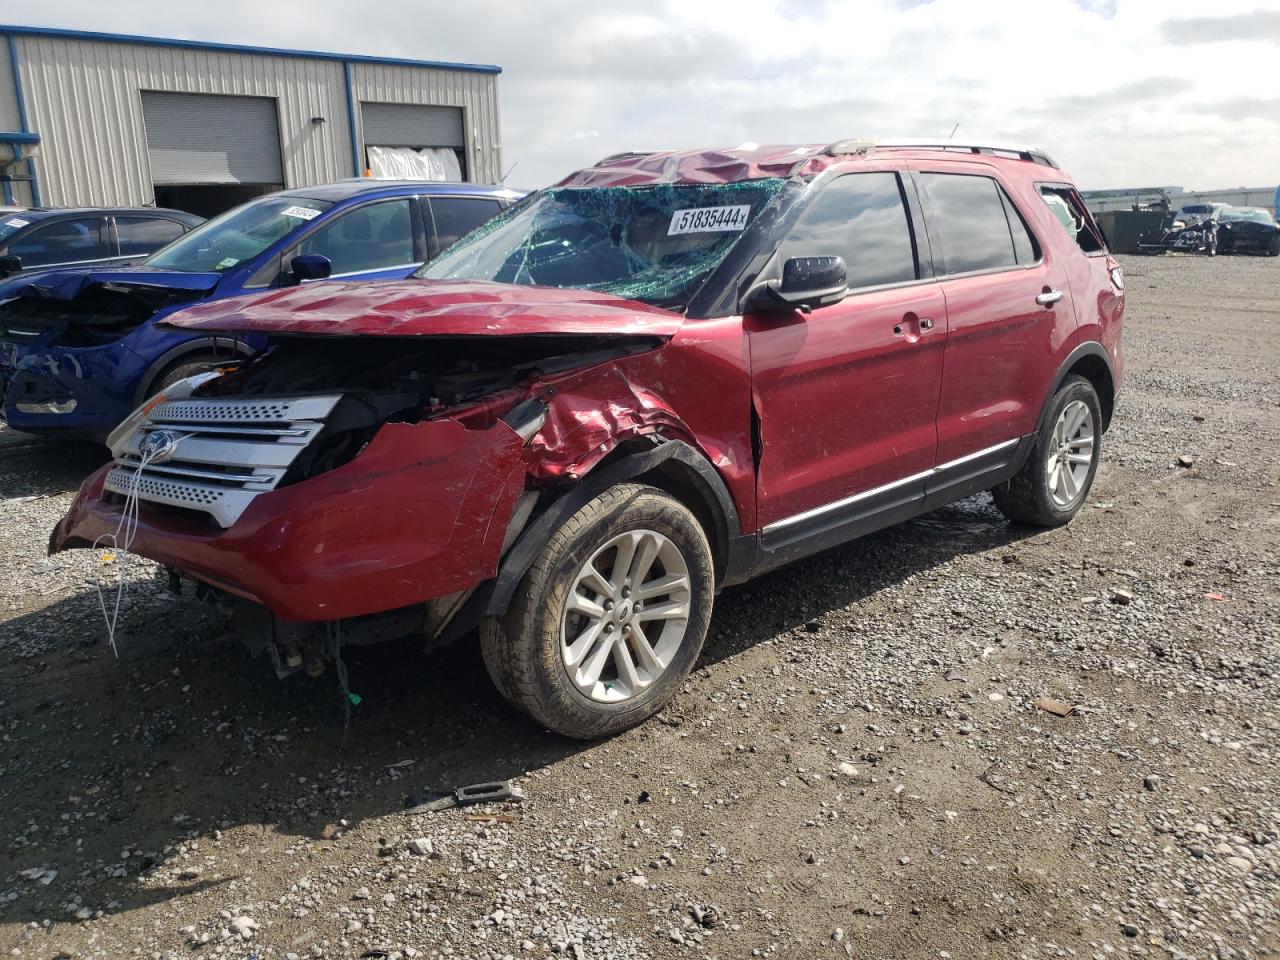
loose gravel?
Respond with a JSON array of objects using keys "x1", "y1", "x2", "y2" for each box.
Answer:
[{"x1": 1, "y1": 253, "x2": 1277, "y2": 959}]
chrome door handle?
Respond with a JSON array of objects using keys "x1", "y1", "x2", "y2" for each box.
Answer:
[{"x1": 1036, "y1": 289, "x2": 1064, "y2": 306}]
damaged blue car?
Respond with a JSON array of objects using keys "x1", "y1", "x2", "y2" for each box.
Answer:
[{"x1": 0, "y1": 179, "x2": 521, "y2": 439}]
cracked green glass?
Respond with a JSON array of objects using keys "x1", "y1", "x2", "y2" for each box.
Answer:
[{"x1": 419, "y1": 179, "x2": 785, "y2": 310}]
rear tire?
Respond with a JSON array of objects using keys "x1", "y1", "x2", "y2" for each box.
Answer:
[
  {"x1": 991, "y1": 376, "x2": 1102, "y2": 528},
  {"x1": 480, "y1": 483, "x2": 714, "y2": 740}
]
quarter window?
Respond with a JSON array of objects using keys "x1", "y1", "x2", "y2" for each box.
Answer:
[
  {"x1": 1039, "y1": 186, "x2": 1106, "y2": 254},
  {"x1": 296, "y1": 199, "x2": 417, "y2": 276},
  {"x1": 920, "y1": 173, "x2": 1038, "y2": 274},
  {"x1": 776, "y1": 172, "x2": 918, "y2": 290},
  {"x1": 8, "y1": 218, "x2": 111, "y2": 267}
]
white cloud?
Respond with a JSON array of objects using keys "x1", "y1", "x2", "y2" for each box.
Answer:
[{"x1": 19, "y1": 0, "x2": 1280, "y2": 190}]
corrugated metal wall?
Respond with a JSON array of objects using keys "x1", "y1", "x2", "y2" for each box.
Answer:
[
  {"x1": 0, "y1": 38, "x2": 36, "y2": 206},
  {"x1": 2, "y1": 32, "x2": 500, "y2": 208},
  {"x1": 0, "y1": 41, "x2": 20, "y2": 131}
]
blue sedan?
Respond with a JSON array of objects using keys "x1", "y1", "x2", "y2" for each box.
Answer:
[{"x1": 0, "y1": 179, "x2": 523, "y2": 439}]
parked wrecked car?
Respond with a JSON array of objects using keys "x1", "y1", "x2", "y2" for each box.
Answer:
[
  {"x1": 52, "y1": 140, "x2": 1125, "y2": 739},
  {"x1": 0, "y1": 181, "x2": 522, "y2": 438},
  {"x1": 0, "y1": 206, "x2": 204, "y2": 277},
  {"x1": 1137, "y1": 202, "x2": 1226, "y2": 255},
  {"x1": 1217, "y1": 207, "x2": 1280, "y2": 256}
]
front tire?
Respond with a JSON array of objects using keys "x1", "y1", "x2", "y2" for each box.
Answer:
[
  {"x1": 148, "y1": 353, "x2": 225, "y2": 396},
  {"x1": 991, "y1": 376, "x2": 1102, "y2": 527},
  {"x1": 480, "y1": 484, "x2": 714, "y2": 739}
]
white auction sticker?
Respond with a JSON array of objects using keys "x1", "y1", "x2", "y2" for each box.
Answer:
[
  {"x1": 5, "y1": 217, "x2": 30, "y2": 228},
  {"x1": 667, "y1": 205, "x2": 751, "y2": 235},
  {"x1": 281, "y1": 205, "x2": 322, "y2": 221}
]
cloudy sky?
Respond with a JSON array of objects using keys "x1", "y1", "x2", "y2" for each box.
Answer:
[{"x1": 19, "y1": 0, "x2": 1280, "y2": 191}]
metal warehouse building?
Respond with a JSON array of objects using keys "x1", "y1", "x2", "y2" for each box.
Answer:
[{"x1": 0, "y1": 24, "x2": 502, "y2": 216}]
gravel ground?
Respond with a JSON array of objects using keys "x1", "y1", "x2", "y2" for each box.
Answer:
[{"x1": 0, "y1": 253, "x2": 1277, "y2": 960}]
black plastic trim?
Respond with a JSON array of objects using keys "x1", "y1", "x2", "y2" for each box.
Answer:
[
  {"x1": 754, "y1": 479, "x2": 924, "y2": 574},
  {"x1": 922, "y1": 436, "x2": 1032, "y2": 512},
  {"x1": 481, "y1": 439, "x2": 744, "y2": 619},
  {"x1": 1035, "y1": 341, "x2": 1115, "y2": 434}
]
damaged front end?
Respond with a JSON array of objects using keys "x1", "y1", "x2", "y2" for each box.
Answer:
[
  {"x1": 0, "y1": 272, "x2": 220, "y2": 432},
  {"x1": 50, "y1": 327, "x2": 678, "y2": 676}
]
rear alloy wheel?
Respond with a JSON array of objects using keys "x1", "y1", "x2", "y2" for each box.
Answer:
[
  {"x1": 481, "y1": 484, "x2": 714, "y2": 739},
  {"x1": 991, "y1": 376, "x2": 1102, "y2": 527},
  {"x1": 1045, "y1": 400, "x2": 1095, "y2": 508}
]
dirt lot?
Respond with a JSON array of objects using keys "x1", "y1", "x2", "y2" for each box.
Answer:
[{"x1": 1, "y1": 253, "x2": 1277, "y2": 960}]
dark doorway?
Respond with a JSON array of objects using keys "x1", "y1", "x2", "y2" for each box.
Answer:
[{"x1": 153, "y1": 183, "x2": 282, "y2": 219}]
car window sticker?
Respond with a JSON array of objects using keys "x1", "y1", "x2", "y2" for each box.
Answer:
[
  {"x1": 281, "y1": 206, "x2": 322, "y2": 221},
  {"x1": 668, "y1": 205, "x2": 752, "y2": 235}
]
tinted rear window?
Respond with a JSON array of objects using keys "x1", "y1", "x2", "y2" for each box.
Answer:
[
  {"x1": 428, "y1": 197, "x2": 504, "y2": 258},
  {"x1": 116, "y1": 216, "x2": 187, "y2": 256},
  {"x1": 920, "y1": 173, "x2": 1030, "y2": 275}
]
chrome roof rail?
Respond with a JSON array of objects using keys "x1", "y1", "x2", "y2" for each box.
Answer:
[{"x1": 823, "y1": 138, "x2": 1058, "y2": 169}]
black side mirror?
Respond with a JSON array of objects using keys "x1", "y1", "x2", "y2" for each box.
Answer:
[
  {"x1": 749, "y1": 255, "x2": 848, "y2": 313},
  {"x1": 0, "y1": 254, "x2": 23, "y2": 278},
  {"x1": 290, "y1": 254, "x2": 332, "y2": 283}
]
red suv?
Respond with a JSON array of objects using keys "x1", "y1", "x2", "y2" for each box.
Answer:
[{"x1": 52, "y1": 140, "x2": 1124, "y2": 739}]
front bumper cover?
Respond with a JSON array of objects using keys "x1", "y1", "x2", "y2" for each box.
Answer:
[{"x1": 51, "y1": 417, "x2": 529, "y2": 622}]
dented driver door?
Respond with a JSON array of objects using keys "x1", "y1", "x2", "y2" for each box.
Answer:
[{"x1": 747, "y1": 169, "x2": 944, "y2": 559}]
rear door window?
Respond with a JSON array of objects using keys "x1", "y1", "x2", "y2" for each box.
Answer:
[
  {"x1": 919, "y1": 173, "x2": 1037, "y2": 275},
  {"x1": 8, "y1": 218, "x2": 112, "y2": 267},
  {"x1": 427, "y1": 197, "x2": 504, "y2": 259},
  {"x1": 776, "y1": 172, "x2": 918, "y2": 290},
  {"x1": 296, "y1": 199, "x2": 417, "y2": 276},
  {"x1": 116, "y1": 216, "x2": 187, "y2": 257}
]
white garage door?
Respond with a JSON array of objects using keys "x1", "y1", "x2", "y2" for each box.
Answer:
[
  {"x1": 360, "y1": 103, "x2": 464, "y2": 149},
  {"x1": 141, "y1": 91, "x2": 284, "y2": 185}
]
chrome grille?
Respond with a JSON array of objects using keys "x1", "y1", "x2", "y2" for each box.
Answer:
[{"x1": 104, "y1": 394, "x2": 341, "y2": 528}]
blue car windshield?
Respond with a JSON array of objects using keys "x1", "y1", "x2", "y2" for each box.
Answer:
[
  {"x1": 145, "y1": 196, "x2": 333, "y2": 273},
  {"x1": 419, "y1": 180, "x2": 785, "y2": 309}
]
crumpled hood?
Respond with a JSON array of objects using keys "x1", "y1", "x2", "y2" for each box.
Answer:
[
  {"x1": 0, "y1": 266, "x2": 221, "y2": 302},
  {"x1": 162, "y1": 279, "x2": 686, "y2": 338}
]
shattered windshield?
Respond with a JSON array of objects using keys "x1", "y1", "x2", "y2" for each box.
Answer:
[
  {"x1": 144, "y1": 197, "x2": 333, "y2": 273},
  {"x1": 419, "y1": 180, "x2": 786, "y2": 309}
]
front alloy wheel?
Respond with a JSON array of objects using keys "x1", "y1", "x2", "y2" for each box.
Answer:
[
  {"x1": 481, "y1": 483, "x2": 714, "y2": 739},
  {"x1": 562, "y1": 529, "x2": 692, "y2": 703}
]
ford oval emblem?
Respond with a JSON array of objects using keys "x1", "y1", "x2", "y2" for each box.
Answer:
[{"x1": 139, "y1": 429, "x2": 181, "y2": 464}]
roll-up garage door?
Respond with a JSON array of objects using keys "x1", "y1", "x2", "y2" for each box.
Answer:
[
  {"x1": 141, "y1": 92, "x2": 284, "y2": 185},
  {"x1": 360, "y1": 103, "x2": 464, "y2": 148}
]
